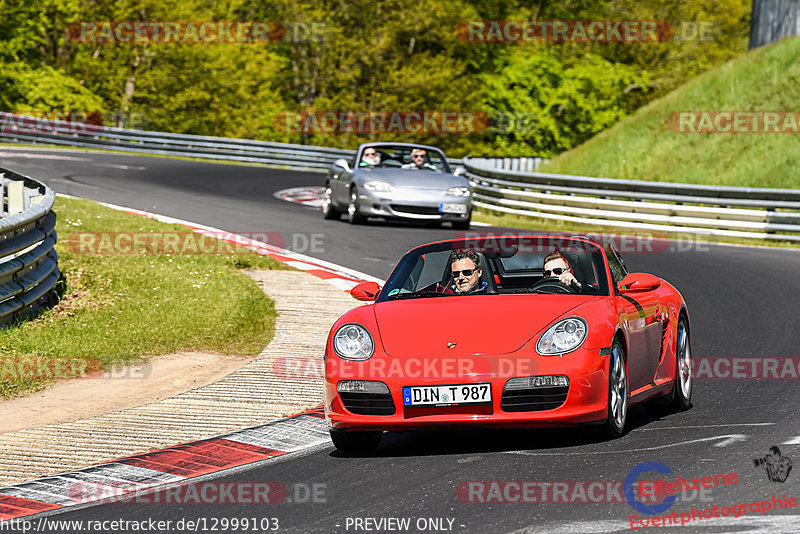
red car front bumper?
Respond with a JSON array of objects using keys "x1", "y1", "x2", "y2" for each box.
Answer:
[{"x1": 324, "y1": 348, "x2": 611, "y2": 431}]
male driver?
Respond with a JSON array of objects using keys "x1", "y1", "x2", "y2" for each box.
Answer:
[
  {"x1": 401, "y1": 148, "x2": 438, "y2": 170},
  {"x1": 448, "y1": 250, "x2": 486, "y2": 294},
  {"x1": 542, "y1": 251, "x2": 582, "y2": 290},
  {"x1": 360, "y1": 147, "x2": 381, "y2": 167}
]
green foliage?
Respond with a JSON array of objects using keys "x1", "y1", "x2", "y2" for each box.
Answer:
[
  {"x1": 541, "y1": 37, "x2": 800, "y2": 188},
  {"x1": 479, "y1": 49, "x2": 649, "y2": 157},
  {"x1": 0, "y1": 0, "x2": 752, "y2": 157},
  {"x1": 0, "y1": 62, "x2": 104, "y2": 110}
]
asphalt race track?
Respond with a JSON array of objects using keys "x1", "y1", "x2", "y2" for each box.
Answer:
[{"x1": 3, "y1": 148, "x2": 800, "y2": 533}]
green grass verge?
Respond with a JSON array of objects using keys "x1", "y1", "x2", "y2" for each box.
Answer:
[
  {"x1": 0, "y1": 196, "x2": 287, "y2": 399},
  {"x1": 540, "y1": 37, "x2": 800, "y2": 189},
  {"x1": 473, "y1": 208, "x2": 800, "y2": 250}
]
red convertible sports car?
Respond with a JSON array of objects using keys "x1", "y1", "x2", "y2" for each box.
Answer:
[{"x1": 323, "y1": 235, "x2": 692, "y2": 452}]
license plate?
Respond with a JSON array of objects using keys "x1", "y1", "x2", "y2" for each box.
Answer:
[
  {"x1": 439, "y1": 203, "x2": 467, "y2": 214},
  {"x1": 403, "y1": 383, "x2": 491, "y2": 406}
]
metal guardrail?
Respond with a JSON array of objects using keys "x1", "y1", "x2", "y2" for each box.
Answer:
[
  {"x1": 6, "y1": 111, "x2": 797, "y2": 242},
  {"x1": 473, "y1": 157, "x2": 547, "y2": 172},
  {"x1": 465, "y1": 157, "x2": 800, "y2": 242},
  {"x1": 0, "y1": 112, "x2": 463, "y2": 171},
  {"x1": 0, "y1": 167, "x2": 59, "y2": 326}
]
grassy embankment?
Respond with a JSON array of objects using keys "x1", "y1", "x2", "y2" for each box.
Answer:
[
  {"x1": 475, "y1": 37, "x2": 800, "y2": 246},
  {"x1": 0, "y1": 196, "x2": 285, "y2": 399}
]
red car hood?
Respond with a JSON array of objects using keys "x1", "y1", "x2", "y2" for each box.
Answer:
[{"x1": 374, "y1": 295, "x2": 594, "y2": 356}]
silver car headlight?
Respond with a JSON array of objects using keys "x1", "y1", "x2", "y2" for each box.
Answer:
[
  {"x1": 536, "y1": 317, "x2": 587, "y2": 355},
  {"x1": 364, "y1": 181, "x2": 393, "y2": 192},
  {"x1": 446, "y1": 186, "x2": 471, "y2": 197},
  {"x1": 333, "y1": 323, "x2": 374, "y2": 360}
]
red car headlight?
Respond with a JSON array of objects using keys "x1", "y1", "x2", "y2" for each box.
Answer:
[
  {"x1": 536, "y1": 317, "x2": 588, "y2": 356},
  {"x1": 333, "y1": 323, "x2": 374, "y2": 360}
]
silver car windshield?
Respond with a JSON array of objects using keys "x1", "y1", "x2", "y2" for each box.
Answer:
[{"x1": 360, "y1": 146, "x2": 449, "y2": 172}]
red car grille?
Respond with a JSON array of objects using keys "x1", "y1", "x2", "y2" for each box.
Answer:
[
  {"x1": 340, "y1": 392, "x2": 396, "y2": 415},
  {"x1": 500, "y1": 385, "x2": 569, "y2": 412}
]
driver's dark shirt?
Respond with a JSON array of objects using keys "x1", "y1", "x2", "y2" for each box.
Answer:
[{"x1": 447, "y1": 281, "x2": 488, "y2": 294}]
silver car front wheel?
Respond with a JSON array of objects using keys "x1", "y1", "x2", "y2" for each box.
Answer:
[
  {"x1": 347, "y1": 188, "x2": 365, "y2": 224},
  {"x1": 322, "y1": 184, "x2": 340, "y2": 220}
]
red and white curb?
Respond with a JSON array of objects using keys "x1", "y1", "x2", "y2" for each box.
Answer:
[
  {"x1": 274, "y1": 186, "x2": 325, "y2": 209},
  {"x1": 0, "y1": 407, "x2": 328, "y2": 521},
  {"x1": 0, "y1": 198, "x2": 381, "y2": 522},
  {"x1": 60, "y1": 195, "x2": 384, "y2": 292}
]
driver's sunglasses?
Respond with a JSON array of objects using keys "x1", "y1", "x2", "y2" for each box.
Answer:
[
  {"x1": 452, "y1": 268, "x2": 477, "y2": 278},
  {"x1": 544, "y1": 267, "x2": 569, "y2": 276},
  {"x1": 412, "y1": 154, "x2": 425, "y2": 159},
  {"x1": 364, "y1": 152, "x2": 376, "y2": 156}
]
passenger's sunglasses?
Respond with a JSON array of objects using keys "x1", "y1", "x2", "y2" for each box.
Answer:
[
  {"x1": 412, "y1": 154, "x2": 425, "y2": 159},
  {"x1": 452, "y1": 268, "x2": 477, "y2": 278},
  {"x1": 544, "y1": 267, "x2": 569, "y2": 276}
]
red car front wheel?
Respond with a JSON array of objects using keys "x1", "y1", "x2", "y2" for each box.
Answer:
[{"x1": 330, "y1": 429, "x2": 382, "y2": 453}]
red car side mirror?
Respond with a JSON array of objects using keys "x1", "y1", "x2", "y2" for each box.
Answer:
[
  {"x1": 618, "y1": 273, "x2": 660, "y2": 294},
  {"x1": 351, "y1": 281, "x2": 381, "y2": 301}
]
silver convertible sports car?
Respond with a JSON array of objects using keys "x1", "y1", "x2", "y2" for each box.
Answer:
[{"x1": 322, "y1": 143, "x2": 472, "y2": 229}]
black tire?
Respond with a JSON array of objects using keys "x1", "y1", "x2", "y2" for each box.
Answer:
[
  {"x1": 452, "y1": 217, "x2": 471, "y2": 230},
  {"x1": 669, "y1": 316, "x2": 693, "y2": 412},
  {"x1": 347, "y1": 187, "x2": 365, "y2": 225},
  {"x1": 600, "y1": 340, "x2": 628, "y2": 439},
  {"x1": 329, "y1": 429, "x2": 382, "y2": 453},
  {"x1": 321, "y1": 183, "x2": 340, "y2": 220}
]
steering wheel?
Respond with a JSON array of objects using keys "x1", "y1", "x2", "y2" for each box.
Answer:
[{"x1": 531, "y1": 278, "x2": 577, "y2": 294}]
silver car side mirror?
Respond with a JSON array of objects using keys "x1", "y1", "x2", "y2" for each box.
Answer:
[
  {"x1": 453, "y1": 166, "x2": 467, "y2": 177},
  {"x1": 334, "y1": 159, "x2": 352, "y2": 173}
]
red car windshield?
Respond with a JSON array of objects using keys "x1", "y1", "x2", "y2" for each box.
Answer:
[{"x1": 379, "y1": 236, "x2": 610, "y2": 300}]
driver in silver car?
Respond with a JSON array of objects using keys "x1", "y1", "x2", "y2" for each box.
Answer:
[
  {"x1": 401, "y1": 148, "x2": 438, "y2": 171},
  {"x1": 360, "y1": 147, "x2": 381, "y2": 167},
  {"x1": 543, "y1": 251, "x2": 582, "y2": 290}
]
